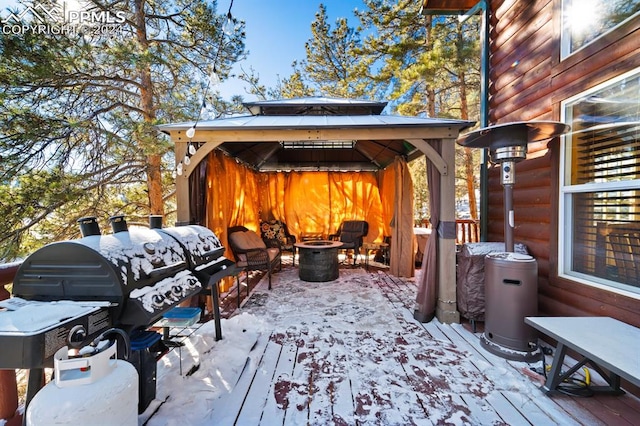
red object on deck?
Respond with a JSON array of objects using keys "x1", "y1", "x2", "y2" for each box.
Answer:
[{"x1": 0, "y1": 263, "x2": 19, "y2": 421}]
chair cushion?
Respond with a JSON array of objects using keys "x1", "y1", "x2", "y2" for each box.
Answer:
[
  {"x1": 246, "y1": 230, "x2": 267, "y2": 248},
  {"x1": 229, "y1": 230, "x2": 267, "y2": 251},
  {"x1": 229, "y1": 231, "x2": 249, "y2": 250},
  {"x1": 260, "y1": 221, "x2": 286, "y2": 241}
]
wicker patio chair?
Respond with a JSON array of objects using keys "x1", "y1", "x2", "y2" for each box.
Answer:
[{"x1": 228, "y1": 226, "x2": 281, "y2": 291}]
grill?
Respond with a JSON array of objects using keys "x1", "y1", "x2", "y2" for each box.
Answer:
[
  {"x1": 0, "y1": 215, "x2": 238, "y2": 412},
  {"x1": 11, "y1": 216, "x2": 222, "y2": 331}
]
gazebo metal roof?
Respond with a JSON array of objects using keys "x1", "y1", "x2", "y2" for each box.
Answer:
[
  {"x1": 157, "y1": 97, "x2": 473, "y2": 172},
  {"x1": 243, "y1": 96, "x2": 388, "y2": 116}
]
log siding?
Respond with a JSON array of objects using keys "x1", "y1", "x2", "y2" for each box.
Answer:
[{"x1": 487, "y1": 0, "x2": 640, "y2": 328}]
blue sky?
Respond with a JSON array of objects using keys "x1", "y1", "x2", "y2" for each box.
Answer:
[
  {"x1": 217, "y1": 0, "x2": 365, "y2": 100},
  {"x1": 0, "y1": 0, "x2": 365, "y2": 99}
]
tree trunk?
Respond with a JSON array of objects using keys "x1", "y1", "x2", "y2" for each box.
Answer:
[
  {"x1": 458, "y1": 72, "x2": 478, "y2": 220},
  {"x1": 424, "y1": 16, "x2": 436, "y2": 117},
  {"x1": 134, "y1": 0, "x2": 164, "y2": 217}
]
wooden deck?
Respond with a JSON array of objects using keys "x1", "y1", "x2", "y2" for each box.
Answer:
[{"x1": 199, "y1": 261, "x2": 640, "y2": 426}]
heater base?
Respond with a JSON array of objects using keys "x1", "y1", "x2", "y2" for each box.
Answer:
[{"x1": 480, "y1": 333, "x2": 541, "y2": 363}]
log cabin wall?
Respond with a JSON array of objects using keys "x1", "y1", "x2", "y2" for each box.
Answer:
[{"x1": 487, "y1": 0, "x2": 640, "y2": 327}]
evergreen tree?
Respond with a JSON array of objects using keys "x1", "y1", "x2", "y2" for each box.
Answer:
[
  {"x1": 0, "y1": 0, "x2": 245, "y2": 258},
  {"x1": 300, "y1": 4, "x2": 372, "y2": 98},
  {"x1": 356, "y1": 0, "x2": 481, "y2": 219}
]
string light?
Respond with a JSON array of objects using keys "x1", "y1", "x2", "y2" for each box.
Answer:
[
  {"x1": 176, "y1": 0, "x2": 236, "y2": 176},
  {"x1": 223, "y1": 10, "x2": 236, "y2": 35}
]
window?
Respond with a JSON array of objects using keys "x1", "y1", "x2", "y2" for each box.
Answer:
[
  {"x1": 560, "y1": 69, "x2": 640, "y2": 296},
  {"x1": 561, "y1": 0, "x2": 640, "y2": 59}
]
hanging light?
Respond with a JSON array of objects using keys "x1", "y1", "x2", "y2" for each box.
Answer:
[
  {"x1": 209, "y1": 69, "x2": 221, "y2": 88},
  {"x1": 178, "y1": 0, "x2": 234, "y2": 176},
  {"x1": 223, "y1": 11, "x2": 235, "y2": 35}
]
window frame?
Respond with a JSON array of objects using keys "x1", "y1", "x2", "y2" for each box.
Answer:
[
  {"x1": 558, "y1": 67, "x2": 640, "y2": 299},
  {"x1": 560, "y1": 0, "x2": 640, "y2": 60}
]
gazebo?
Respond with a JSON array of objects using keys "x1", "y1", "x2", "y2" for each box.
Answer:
[{"x1": 158, "y1": 97, "x2": 473, "y2": 323}]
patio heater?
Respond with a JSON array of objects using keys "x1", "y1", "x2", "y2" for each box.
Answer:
[{"x1": 457, "y1": 121, "x2": 570, "y2": 361}]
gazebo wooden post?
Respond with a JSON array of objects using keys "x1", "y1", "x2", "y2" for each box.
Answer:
[
  {"x1": 436, "y1": 138, "x2": 460, "y2": 324},
  {"x1": 174, "y1": 137, "x2": 190, "y2": 225},
  {"x1": 174, "y1": 138, "x2": 228, "y2": 226}
]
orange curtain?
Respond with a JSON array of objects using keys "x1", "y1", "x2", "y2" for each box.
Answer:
[
  {"x1": 378, "y1": 166, "x2": 395, "y2": 237},
  {"x1": 392, "y1": 158, "x2": 416, "y2": 277},
  {"x1": 278, "y1": 171, "x2": 385, "y2": 242},
  {"x1": 205, "y1": 151, "x2": 261, "y2": 257},
  {"x1": 203, "y1": 151, "x2": 412, "y2": 276}
]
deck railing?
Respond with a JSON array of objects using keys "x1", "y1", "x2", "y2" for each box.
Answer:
[{"x1": 456, "y1": 219, "x2": 480, "y2": 245}]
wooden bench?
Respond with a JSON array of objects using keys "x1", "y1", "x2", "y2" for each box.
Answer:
[{"x1": 525, "y1": 316, "x2": 640, "y2": 396}]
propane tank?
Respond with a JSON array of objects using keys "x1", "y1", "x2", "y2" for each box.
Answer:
[{"x1": 26, "y1": 339, "x2": 139, "y2": 426}]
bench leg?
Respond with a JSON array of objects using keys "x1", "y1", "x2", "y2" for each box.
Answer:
[
  {"x1": 542, "y1": 342, "x2": 625, "y2": 396},
  {"x1": 586, "y1": 363, "x2": 624, "y2": 395},
  {"x1": 542, "y1": 343, "x2": 568, "y2": 395}
]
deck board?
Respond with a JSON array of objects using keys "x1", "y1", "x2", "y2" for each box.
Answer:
[
  {"x1": 258, "y1": 341, "x2": 297, "y2": 425},
  {"x1": 207, "y1": 332, "x2": 271, "y2": 424},
  {"x1": 236, "y1": 339, "x2": 285, "y2": 425},
  {"x1": 202, "y1": 262, "x2": 640, "y2": 426}
]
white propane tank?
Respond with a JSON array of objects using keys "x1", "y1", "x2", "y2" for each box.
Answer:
[{"x1": 26, "y1": 340, "x2": 139, "y2": 426}]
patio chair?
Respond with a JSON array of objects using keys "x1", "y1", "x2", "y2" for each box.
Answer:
[
  {"x1": 329, "y1": 220, "x2": 369, "y2": 265},
  {"x1": 595, "y1": 222, "x2": 640, "y2": 285},
  {"x1": 260, "y1": 220, "x2": 297, "y2": 266},
  {"x1": 228, "y1": 226, "x2": 281, "y2": 291}
]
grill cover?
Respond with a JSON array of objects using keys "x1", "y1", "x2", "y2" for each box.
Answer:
[{"x1": 456, "y1": 242, "x2": 528, "y2": 321}]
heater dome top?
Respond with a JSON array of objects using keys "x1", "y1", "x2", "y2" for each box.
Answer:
[{"x1": 457, "y1": 121, "x2": 570, "y2": 150}]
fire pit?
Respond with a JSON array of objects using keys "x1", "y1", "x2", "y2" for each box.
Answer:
[{"x1": 294, "y1": 240, "x2": 343, "y2": 282}]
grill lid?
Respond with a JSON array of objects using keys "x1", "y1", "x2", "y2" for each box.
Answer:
[{"x1": 158, "y1": 225, "x2": 226, "y2": 273}]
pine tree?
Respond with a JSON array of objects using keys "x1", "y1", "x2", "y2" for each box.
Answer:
[
  {"x1": 300, "y1": 4, "x2": 372, "y2": 98},
  {"x1": 0, "y1": 0, "x2": 245, "y2": 258},
  {"x1": 356, "y1": 0, "x2": 481, "y2": 219}
]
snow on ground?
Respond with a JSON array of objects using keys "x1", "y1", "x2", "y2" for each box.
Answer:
[{"x1": 141, "y1": 268, "x2": 544, "y2": 425}]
